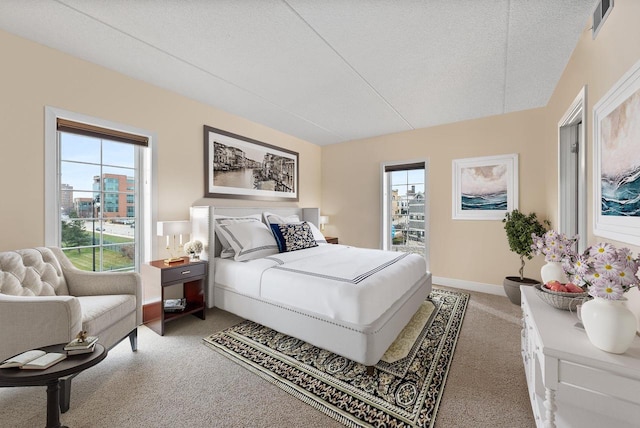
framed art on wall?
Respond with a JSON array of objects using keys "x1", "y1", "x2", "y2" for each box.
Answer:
[
  {"x1": 593, "y1": 58, "x2": 640, "y2": 245},
  {"x1": 204, "y1": 126, "x2": 299, "y2": 201},
  {"x1": 452, "y1": 154, "x2": 518, "y2": 220}
]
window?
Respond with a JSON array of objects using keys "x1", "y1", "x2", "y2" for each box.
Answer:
[
  {"x1": 45, "y1": 108, "x2": 156, "y2": 272},
  {"x1": 382, "y1": 160, "x2": 429, "y2": 268}
]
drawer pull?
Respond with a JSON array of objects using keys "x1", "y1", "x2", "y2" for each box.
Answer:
[{"x1": 181, "y1": 270, "x2": 191, "y2": 275}]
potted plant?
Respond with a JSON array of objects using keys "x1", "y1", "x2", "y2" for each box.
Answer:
[{"x1": 502, "y1": 209, "x2": 549, "y2": 304}]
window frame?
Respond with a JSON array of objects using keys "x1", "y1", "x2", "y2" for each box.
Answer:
[
  {"x1": 44, "y1": 107, "x2": 158, "y2": 269},
  {"x1": 380, "y1": 159, "x2": 430, "y2": 271}
]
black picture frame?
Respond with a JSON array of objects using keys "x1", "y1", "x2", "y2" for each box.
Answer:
[{"x1": 204, "y1": 126, "x2": 299, "y2": 201}]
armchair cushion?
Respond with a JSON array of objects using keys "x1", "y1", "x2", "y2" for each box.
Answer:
[
  {"x1": 77, "y1": 295, "x2": 136, "y2": 335},
  {"x1": 0, "y1": 248, "x2": 69, "y2": 296}
]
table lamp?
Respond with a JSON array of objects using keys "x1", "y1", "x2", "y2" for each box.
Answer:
[
  {"x1": 319, "y1": 215, "x2": 329, "y2": 231},
  {"x1": 157, "y1": 220, "x2": 191, "y2": 264}
]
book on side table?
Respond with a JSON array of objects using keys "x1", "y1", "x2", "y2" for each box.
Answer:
[
  {"x1": 66, "y1": 343, "x2": 97, "y2": 355},
  {"x1": 164, "y1": 298, "x2": 187, "y2": 312},
  {"x1": 63, "y1": 336, "x2": 98, "y2": 355},
  {"x1": 0, "y1": 350, "x2": 67, "y2": 370}
]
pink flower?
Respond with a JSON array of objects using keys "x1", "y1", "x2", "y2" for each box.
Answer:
[
  {"x1": 536, "y1": 230, "x2": 640, "y2": 300},
  {"x1": 616, "y1": 266, "x2": 637, "y2": 286},
  {"x1": 588, "y1": 280, "x2": 625, "y2": 300},
  {"x1": 531, "y1": 230, "x2": 576, "y2": 263},
  {"x1": 589, "y1": 242, "x2": 616, "y2": 259},
  {"x1": 561, "y1": 239, "x2": 640, "y2": 300},
  {"x1": 593, "y1": 257, "x2": 624, "y2": 279}
]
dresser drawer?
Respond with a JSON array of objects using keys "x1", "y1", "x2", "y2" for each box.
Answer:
[
  {"x1": 162, "y1": 263, "x2": 206, "y2": 284},
  {"x1": 559, "y1": 360, "x2": 640, "y2": 405}
]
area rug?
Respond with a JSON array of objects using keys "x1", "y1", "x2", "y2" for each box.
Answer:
[{"x1": 203, "y1": 288, "x2": 469, "y2": 428}]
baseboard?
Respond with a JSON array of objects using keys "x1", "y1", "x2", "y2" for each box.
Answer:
[{"x1": 432, "y1": 276, "x2": 506, "y2": 297}]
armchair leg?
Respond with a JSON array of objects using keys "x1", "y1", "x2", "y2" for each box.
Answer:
[
  {"x1": 59, "y1": 377, "x2": 72, "y2": 413},
  {"x1": 129, "y1": 328, "x2": 138, "y2": 351}
]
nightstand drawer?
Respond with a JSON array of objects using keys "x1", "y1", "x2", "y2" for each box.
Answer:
[{"x1": 161, "y1": 263, "x2": 205, "y2": 284}]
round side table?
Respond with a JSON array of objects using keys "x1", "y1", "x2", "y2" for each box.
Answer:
[{"x1": 0, "y1": 343, "x2": 107, "y2": 428}]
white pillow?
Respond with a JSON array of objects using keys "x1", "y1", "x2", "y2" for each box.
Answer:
[
  {"x1": 262, "y1": 211, "x2": 300, "y2": 225},
  {"x1": 307, "y1": 222, "x2": 327, "y2": 244},
  {"x1": 217, "y1": 221, "x2": 279, "y2": 262},
  {"x1": 262, "y1": 211, "x2": 327, "y2": 244},
  {"x1": 213, "y1": 214, "x2": 262, "y2": 258}
]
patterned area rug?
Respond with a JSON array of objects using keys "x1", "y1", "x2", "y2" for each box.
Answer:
[{"x1": 203, "y1": 288, "x2": 469, "y2": 427}]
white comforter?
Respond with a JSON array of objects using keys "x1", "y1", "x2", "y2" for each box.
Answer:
[{"x1": 215, "y1": 244, "x2": 427, "y2": 325}]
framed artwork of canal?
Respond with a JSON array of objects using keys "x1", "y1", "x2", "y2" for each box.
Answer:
[{"x1": 204, "y1": 126, "x2": 299, "y2": 201}]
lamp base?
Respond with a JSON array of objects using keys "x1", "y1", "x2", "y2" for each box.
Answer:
[{"x1": 163, "y1": 257, "x2": 185, "y2": 265}]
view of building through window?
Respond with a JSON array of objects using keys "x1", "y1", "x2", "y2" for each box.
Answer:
[
  {"x1": 386, "y1": 166, "x2": 426, "y2": 257},
  {"x1": 59, "y1": 132, "x2": 138, "y2": 272}
]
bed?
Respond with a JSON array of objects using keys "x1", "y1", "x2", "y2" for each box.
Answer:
[{"x1": 190, "y1": 206, "x2": 432, "y2": 366}]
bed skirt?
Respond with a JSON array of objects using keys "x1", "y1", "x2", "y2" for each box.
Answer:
[{"x1": 213, "y1": 272, "x2": 432, "y2": 366}]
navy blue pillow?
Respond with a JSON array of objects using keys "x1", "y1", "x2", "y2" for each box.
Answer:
[{"x1": 270, "y1": 222, "x2": 319, "y2": 253}]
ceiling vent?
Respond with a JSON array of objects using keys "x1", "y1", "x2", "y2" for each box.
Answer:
[{"x1": 592, "y1": 0, "x2": 614, "y2": 39}]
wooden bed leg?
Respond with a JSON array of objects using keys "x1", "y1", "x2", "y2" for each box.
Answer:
[{"x1": 366, "y1": 366, "x2": 374, "y2": 376}]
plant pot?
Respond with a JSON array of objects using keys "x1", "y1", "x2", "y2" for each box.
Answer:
[{"x1": 503, "y1": 276, "x2": 540, "y2": 305}]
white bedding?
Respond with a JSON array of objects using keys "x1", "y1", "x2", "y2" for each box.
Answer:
[{"x1": 215, "y1": 244, "x2": 427, "y2": 325}]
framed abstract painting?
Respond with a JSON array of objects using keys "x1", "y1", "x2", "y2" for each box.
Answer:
[
  {"x1": 204, "y1": 126, "x2": 299, "y2": 201},
  {"x1": 593, "y1": 59, "x2": 640, "y2": 245},
  {"x1": 452, "y1": 154, "x2": 518, "y2": 220}
]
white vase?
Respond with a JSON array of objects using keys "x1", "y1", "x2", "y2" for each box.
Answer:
[
  {"x1": 581, "y1": 297, "x2": 637, "y2": 354},
  {"x1": 540, "y1": 261, "x2": 567, "y2": 284}
]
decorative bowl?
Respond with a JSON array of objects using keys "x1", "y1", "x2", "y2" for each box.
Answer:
[{"x1": 533, "y1": 284, "x2": 588, "y2": 311}]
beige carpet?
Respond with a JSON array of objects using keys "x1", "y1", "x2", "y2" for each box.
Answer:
[{"x1": 0, "y1": 286, "x2": 534, "y2": 427}]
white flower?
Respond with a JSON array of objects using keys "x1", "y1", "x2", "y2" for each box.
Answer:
[{"x1": 184, "y1": 240, "x2": 203, "y2": 254}]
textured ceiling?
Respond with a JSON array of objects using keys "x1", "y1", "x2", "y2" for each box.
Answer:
[{"x1": 0, "y1": 0, "x2": 597, "y2": 145}]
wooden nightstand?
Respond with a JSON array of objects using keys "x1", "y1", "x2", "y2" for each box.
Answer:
[
  {"x1": 142, "y1": 257, "x2": 207, "y2": 335},
  {"x1": 325, "y1": 236, "x2": 339, "y2": 244}
]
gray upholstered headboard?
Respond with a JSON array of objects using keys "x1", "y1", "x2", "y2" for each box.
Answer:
[
  {"x1": 190, "y1": 206, "x2": 320, "y2": 259},
  {"x1": 190, "y1": 206, "x2": 320, "y2": 307}
]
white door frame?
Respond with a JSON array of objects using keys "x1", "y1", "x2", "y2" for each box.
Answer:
[{"x1": 558, "y1": 86, "x2": 587, "y2": 251}]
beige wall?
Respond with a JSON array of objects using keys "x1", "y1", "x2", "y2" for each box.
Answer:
[
  {"x1": 0, "y1": 29, "x2": 321, "y2": 254},
  {"x1": 543, "y1": 0, "x2": 640, "y2": 319},
  {"x1": 2, "y1": 1, "x2": 640, "y2": 312},
  {"x1": 322, "y1": 107, "x2": 549, "y2": 286},
  {"x1": 322, "y1": 0, "x2": 640, "y2": 300}
]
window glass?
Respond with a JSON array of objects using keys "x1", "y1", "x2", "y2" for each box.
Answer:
[
  {"x1": 383, "y1": 163, "x2": 427, "y2": 261},
  {"x1": 59, "y1": 132, "x2": 138, "y2": 272}
]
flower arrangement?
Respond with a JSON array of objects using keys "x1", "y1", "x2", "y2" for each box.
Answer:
[
  {"x1": 183, "y1": 240, "x2": 203, "y2": 255},
  {"x1": 531, "y1": 230, "x2": 577, "y2": 262},
  {"x1": 563, "y1": 242, "x2": 640, "y2": 300}
]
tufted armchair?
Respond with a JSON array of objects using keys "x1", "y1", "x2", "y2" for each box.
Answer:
[{"x1": 0, "y1": 247, "x2": 141, "y2": 411}]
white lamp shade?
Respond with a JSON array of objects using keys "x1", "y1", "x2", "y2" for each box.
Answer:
[
  {"x1": 157, "y1": 220, "x2": 191, "y2": 237},
  {"x1": 319, "y1": 216, "x2": 329, "y2": 225}
]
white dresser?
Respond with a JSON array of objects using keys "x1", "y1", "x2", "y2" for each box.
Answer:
[{"x1": 520, "y1": 286, "x2": 640, "y2": 428}]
